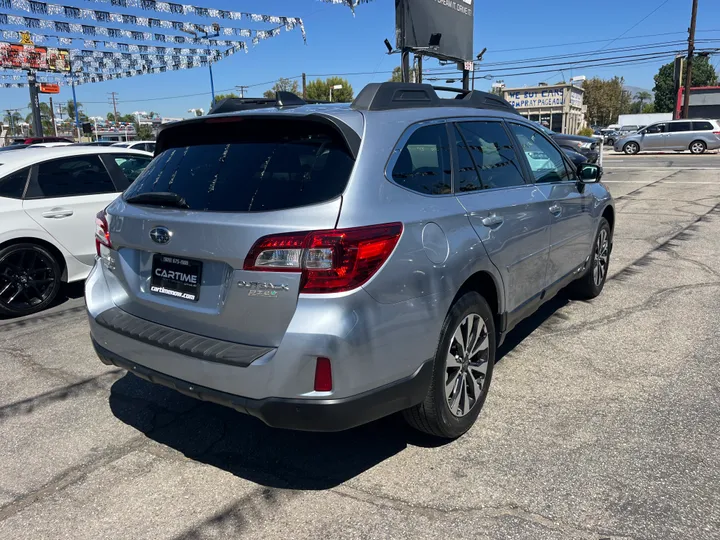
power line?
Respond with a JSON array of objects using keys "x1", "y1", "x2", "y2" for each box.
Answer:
[
  {"x1": 485, "y1": 29, "x2": 720, "y2": 55},
  {"x1": 540, "y1": 0, "x2": 672, "y2": 82}
]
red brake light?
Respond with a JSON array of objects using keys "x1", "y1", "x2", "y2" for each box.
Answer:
[
  {"x1": 314, "y1": 357, "x2": 333, "y2": 392},
  {"x1": 243, "y1": 223, "x2": 403, "y2": 294},
  {"x1": 95, "y1": 209, "x2": 111, "y2": 256}
]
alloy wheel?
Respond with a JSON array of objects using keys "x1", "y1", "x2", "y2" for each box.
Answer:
[
  {"x1": 0, "y1": 248, "x2": 57, "y2": 312},
  {"x1": 624, "y1": 142, "x2": 638, "y2": 155},
  {"x1": 691, "y1": 142, "x2": 705, "y2": 154},
  {"x1": 593, "y1": 228, "x2": 610, "y2": 286},
  {"x1": 445, "y1": 313, "x2": 490, "y2": 417}
]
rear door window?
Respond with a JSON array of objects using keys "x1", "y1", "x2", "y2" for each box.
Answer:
[
  {"x1": 28, "y1": 155, "x2": 117, "y2": 199},
  {"x1": 125, "y1": 123, "x2": 355, "y2": 212},
  {"x1": 692, "y1": 121, "x2": 714, "y2": 131},
  {"x1": 669, "y1": 122, "x2": 692, "y2": 132},
  {"x1": 391, "y1": 123, "x2": 452, "y2": 195}
]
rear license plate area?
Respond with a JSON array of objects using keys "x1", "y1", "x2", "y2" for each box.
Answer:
[{"x1": 150, "y1": 254, "x2": 203, "y2": 302}]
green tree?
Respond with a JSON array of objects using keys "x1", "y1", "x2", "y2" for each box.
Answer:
[
  {"x1": 263, "y1": 78, "x2": 300, "y2": 99},
  {"x1": 653, "y1": 56, "x2": 717, "y2": 113},
  {"x1": 635, "y1": 90, "x2": 652, "y2": 109},
  {"x1": 25, "y1": 101, "x2": 55, "y2": 136},
  {"x1": 389, "y1": 66, "x2": 419, "y2": 83},
  {"x1": 583, "y1": 76, "x2": 632, "y2": 126},
  {"x1": 642, "y1": 102, "x2": 655, "y2": 114},
  {"x1": 2, "y1": 110, "x2": 22, "y2": 136},
  {"x1": 213, "y1": 92, "x2": 238, "y2": 103},
  {"x1": 306, "y1": 77, "x2": 354, "y2": 102},
  {"x1": 135, "y1": 123, "x2": 154, "y2": 140}
]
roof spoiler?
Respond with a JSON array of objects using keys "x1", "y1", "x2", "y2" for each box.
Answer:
[
  {"x1": 208, "y1": 92, "x2": 328, "y2": 115},
  {"x1": 350, "y1": 82, "x2": 518, "y2": 114}
]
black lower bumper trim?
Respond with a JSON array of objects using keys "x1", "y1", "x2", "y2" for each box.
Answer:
[{"x1": 93, "y1": 340, "x2": 433, "y2": 432}]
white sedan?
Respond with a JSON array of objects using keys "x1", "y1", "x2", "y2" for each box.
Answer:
[{"x1": 0, "y1": 146, "x2": 153, "y2": 316}]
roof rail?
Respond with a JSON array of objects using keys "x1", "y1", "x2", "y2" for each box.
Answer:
[
  {"x1": 208, "y1": 91, "x2": 326, "y2": 115},
  {"x1": 350, "y1": 82, "x2": 518, "y2": 114}
]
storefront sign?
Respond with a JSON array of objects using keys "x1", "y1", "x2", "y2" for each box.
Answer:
[
  {"x1": 504, "y1": 88, "x2": 564, "y2": 108},
  {"x1": 570, "y1": 90, "x2": 583, "y2": 108}
]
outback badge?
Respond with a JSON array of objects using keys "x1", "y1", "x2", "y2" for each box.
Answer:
[{"x1": 238, "y1": 280, "x2": 289, "y2": 298}]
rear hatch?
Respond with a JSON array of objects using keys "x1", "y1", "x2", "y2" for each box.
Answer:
[{"x1": 103, "y1": 114, "x2": 359, "y2": 347}]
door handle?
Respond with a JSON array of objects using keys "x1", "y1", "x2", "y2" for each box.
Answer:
[
  {"x1": 42, "y1": 208, "x2": 74, "y2": 219},
  {"x1": 481, "y1": 215, "x2": 504, "y2": 227},
  {"x1": 549, "y1": 204, "x2": 562, "y2": 215}
]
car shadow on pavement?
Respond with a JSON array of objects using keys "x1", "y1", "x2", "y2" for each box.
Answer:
[
  {"x1": 108, "y1": 289, "x2": 572, "y2": 491},
  {"x1": 109, "y1": 375, "x2": 449, "y2": 491}
]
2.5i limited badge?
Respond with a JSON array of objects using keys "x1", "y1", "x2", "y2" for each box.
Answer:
[{"x1": 238, "y1": 280, "x2": 289, "y2": 298}]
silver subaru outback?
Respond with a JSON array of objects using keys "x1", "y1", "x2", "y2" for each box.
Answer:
[{"x1": 87, "y1": 83, "x2": 614, "y2": 439}]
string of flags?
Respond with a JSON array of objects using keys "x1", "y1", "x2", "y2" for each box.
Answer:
[{"x1": 0, "y1": 14, "x2": 304, "y2": 44}]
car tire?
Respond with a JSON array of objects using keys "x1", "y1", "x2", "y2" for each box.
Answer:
[
  {"x1": 571, "y1": 218, "x2": 611, "y2": 300},
  {"x1": 623, "y1": 142, "x2": 640, "y2": 155},
  {"x1": 607, "y1": 138, "x2": 615, "y2": 146},
  {"x1": 0, "y1": 243, "x2": 62, "y2": 317},
  {"x1": 689, "y1": 140, "x2": 706, "y2": 154},
  {"x1": 403, "y1": 291, "x2": 495, "y2": 439}
]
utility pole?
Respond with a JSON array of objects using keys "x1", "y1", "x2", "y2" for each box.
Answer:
[
  {"x1": 108, "y1": 92, "x2": 119, "y2": 122},
  {"x1": 682, "y1": 0, "x2": 699, "y2": 119},
  {"x1": 49, "y1": 96, "x2": 57, "y2": 136},
  {"x1": 5, "y1": 109, "x2": 19, "y2": 138},
  {"x1": 235, "y1": 85, "x2": 249, "y2": 98},
  {"x1": 27, "y1": 72, "x2": 43, "y2": 137},
  {"x1": 302, "y1": 73, "x2": 307, "y2": 99}
]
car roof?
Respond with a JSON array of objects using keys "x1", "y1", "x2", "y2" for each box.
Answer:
[{"x1": 0, "y1": 146, "x2": 152, "y2": 175}]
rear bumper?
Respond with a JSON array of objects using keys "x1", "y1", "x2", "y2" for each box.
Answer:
[{"x1": 94, "y1": 339, "x2": 433, "y2": 432}]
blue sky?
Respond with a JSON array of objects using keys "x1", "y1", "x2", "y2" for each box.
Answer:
[{"x1": 2, "y1": 0, "x2": 720, "y2": 120}]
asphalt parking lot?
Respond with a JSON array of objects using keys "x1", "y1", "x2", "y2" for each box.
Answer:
[{"x1": 2, "y1": 154, "x2": 719, "y2": 539}]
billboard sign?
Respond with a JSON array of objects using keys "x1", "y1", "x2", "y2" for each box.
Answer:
[
  {"x1": 396, "y1": 0, "x2": 474, "y2": 62},
  {"x1": 0, "y1": 42, "x2": 70, "y2": 72}
]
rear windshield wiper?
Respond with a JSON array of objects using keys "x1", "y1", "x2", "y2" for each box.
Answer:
[{"x1": 125, "y1": 192, "x2": 189, "y2": 209}]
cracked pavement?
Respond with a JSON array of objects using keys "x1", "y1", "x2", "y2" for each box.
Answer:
[{"x1": 1, "y1": 156, "x2": 719, "y2": 539}]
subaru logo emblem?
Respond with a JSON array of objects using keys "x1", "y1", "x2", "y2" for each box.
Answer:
[{"x1": 150, "y1": 227, "x2": 172, "y2": 245}]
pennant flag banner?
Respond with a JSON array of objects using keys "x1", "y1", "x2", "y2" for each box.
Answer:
[
  {"x1": 0, "y1": 1, "x2": 305, "y2": 87},
  {"x1": 0, "y1": 13, "x2": 303, "y2": 44}
]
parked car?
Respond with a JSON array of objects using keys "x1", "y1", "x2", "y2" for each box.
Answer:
[
  {"x1": 615, "y1": 119, "x2": 720, "y2": 154},
  {"x1": 87, "y1": 83, "x2": 614, "y2": 439},
  {"x1": 111, "y1": 140, "x2": 156, "y2": 153},
  {"x1": 28, "y1": 142, "x2": 73, "y2": 148},
  {"x1": 11, "y1": 137, "x2": 73, "y2": 145},
  {"x1": 0, "y1": 144, "x2": 31, "y2": 152},
  {"x1": 80, "y1": 141, "x2": 117, "y2": 147},
  {"x1": 0, "y1": 147, "x2": 153, "y2": 316},
  {"x1": 536, "y1": 124, "x2": 600, "y2": 163},
  {"x1": 562, "y1": 147, "x2": 590, "y2": 168}
]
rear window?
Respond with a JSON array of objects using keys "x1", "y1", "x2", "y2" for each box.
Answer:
[
  {"x1": 693, "y1": 121, "x2": 714, "y2": 131},
  {"x1": 125, "y1": 121, "x2": 355, "y2": 212}
]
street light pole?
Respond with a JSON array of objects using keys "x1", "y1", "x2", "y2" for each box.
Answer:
[{"x1": 329, "y1": 84, "x2": 343, "y2": 102}]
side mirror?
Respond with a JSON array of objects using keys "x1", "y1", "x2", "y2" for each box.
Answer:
[{"x1": 578, "y1": 163, "x2": 602, "y2": 183}]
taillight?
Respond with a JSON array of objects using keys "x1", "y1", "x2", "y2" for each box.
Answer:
[
  {"x1": 714, "y1": 131, "x2": 720, "y2": 136},
  {"x1": 95, "y1": 209, "x2": 111, "y2": 256},
  {"x1": 243, "y1": 223, "x2": 403, "y2": 294}
]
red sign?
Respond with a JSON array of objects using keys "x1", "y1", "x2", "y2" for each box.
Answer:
[
  {"x1": 0, "y1": 42, "x2": 70, "y2": 72},
  {"x1": 39, "y1": 83, "x2": 60, "y2": 94}
]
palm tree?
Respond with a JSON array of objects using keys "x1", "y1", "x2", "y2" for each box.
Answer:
[
  {"x1": 2, "y1": 111, "x2": 22, "y2": 136},
  {"x1": 635, "y1": 91, "x2": 652, "y2": 109}
]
